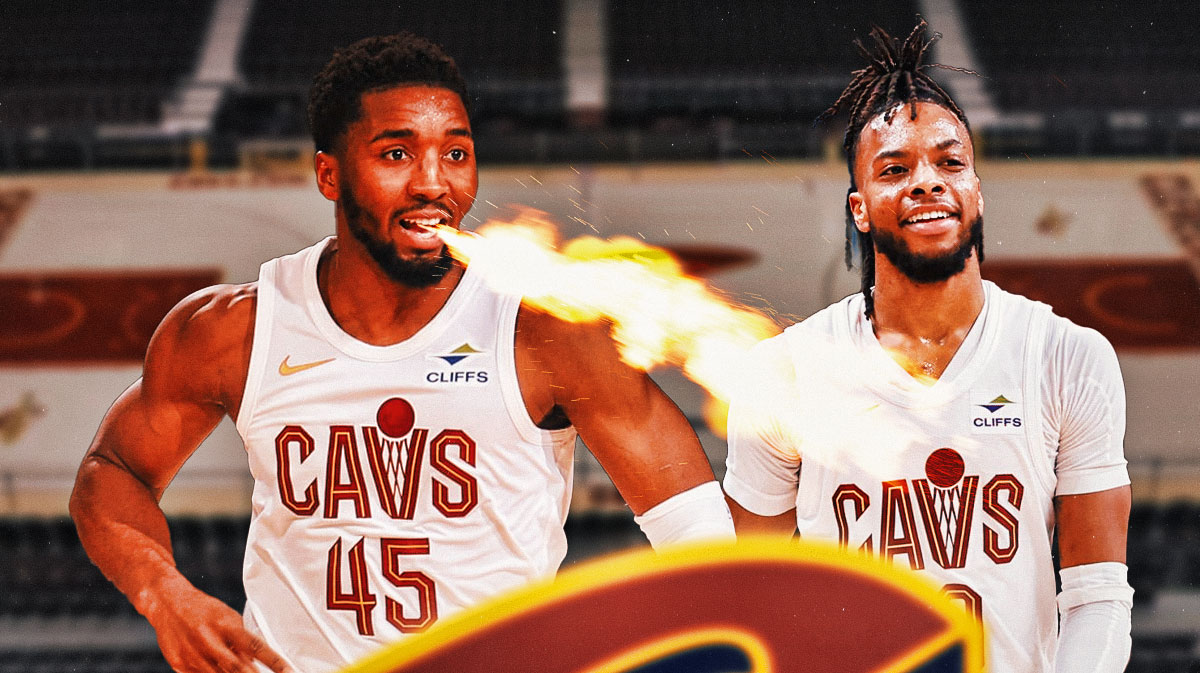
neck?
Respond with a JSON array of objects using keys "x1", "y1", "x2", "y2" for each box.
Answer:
[
  {"x1": 871, "y1": 254, "x2": 984, "y2": 336},
  {"x1": 317, "y1": 232, "x2": 464, "y2": 346},
  {"x1": 868, "y1": 254, "x2": 985, "y2": 382}
]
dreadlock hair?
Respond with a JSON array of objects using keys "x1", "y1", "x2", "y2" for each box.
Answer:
[
  {"x1": 308, "y1": 32, "x2": 470, "y2": 154},
  {"x1": 816, "y1": 19, "x2": 982, "y2": 319}
]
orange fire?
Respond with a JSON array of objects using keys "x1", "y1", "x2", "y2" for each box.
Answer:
[{"x1": 436, "y1": 207, "x2": 779, "y2": 433}]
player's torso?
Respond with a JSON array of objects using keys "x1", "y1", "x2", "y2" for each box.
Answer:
[
  {"x1": 787, "y1": 285, "x2": 1060, "y2": 673},
  {"x1": 235, "y1": 239, "x2": 576, "y2": 671}
]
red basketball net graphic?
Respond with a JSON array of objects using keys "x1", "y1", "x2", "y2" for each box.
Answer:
[
  {"x1": 925, "y1": 448, "x2": 966, "y2": 554},
  {"x1": 373, "y1": 397, "x2": 420, "y2": 515}
]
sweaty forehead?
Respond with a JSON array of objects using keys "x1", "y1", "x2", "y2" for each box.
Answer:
[
  {"x1": 856, "y1": 102, "x2": 972, "y2": 164},
  {"x1": 355, "y1": 85, "x2": 470, "y2": 133}
]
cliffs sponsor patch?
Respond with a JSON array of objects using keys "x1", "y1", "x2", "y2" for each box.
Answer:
[
  {"x1": 970, "y1": 392, "x2": 1023, "y2": 435},
  {"x1": 426, "y1": 343, "x2": 490, "y2": 385}
]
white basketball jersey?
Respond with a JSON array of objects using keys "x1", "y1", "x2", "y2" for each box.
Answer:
[
  {"x1": 235, "y1": 238, "x2": 577, "y2": 672},
  {"x1": 728, "y1": 282, "x2": 1074, "y2": 673}
]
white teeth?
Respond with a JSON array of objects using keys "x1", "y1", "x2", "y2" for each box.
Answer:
[
  {"x1": 402, "y1": 218, "x2": 444, "y2": 227},
  {"x1": 908, "y1": 210, "x2": 952, "y2": 223}
]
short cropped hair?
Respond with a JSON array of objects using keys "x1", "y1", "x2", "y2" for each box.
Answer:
[{"x1": 307, "y1": 32, "x2": 470, "y2": 153}]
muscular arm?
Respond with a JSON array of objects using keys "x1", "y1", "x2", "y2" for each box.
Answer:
[
  {"x1": 1053, "y1": 486, "x2": 1132, "y2": 673},
  {"x1": 515, "y1": 307, "x2": 720, "y2": 516},
  {"x1": 1056, "y1": 486, "x2": 1129, "y2": 568},
  {"x1": 69, "y1": 284, "x2": 289, "y2": 673},
  {"x1": 1049, "y1": 326, "x2": 1132, "y2": 673}
]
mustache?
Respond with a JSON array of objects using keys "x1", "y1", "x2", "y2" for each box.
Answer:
[{"x1": 394, "y1": 201, "x2": 455, "y2": 220}]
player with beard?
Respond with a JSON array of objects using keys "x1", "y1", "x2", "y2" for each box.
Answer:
[
  {"x1": 70, "y1": 33, "x2": 733, "y2": 673},
  {"x1": 722, "y1": 21, "x2": 1132, "y2": 673}
]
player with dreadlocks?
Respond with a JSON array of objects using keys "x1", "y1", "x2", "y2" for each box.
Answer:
[{"x1": 723, "y1": 20, "x2": 1133, "y2": 673}]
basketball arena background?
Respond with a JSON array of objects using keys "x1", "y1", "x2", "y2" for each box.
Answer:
[{"x1": 0, "y1": 1, "x2": 1198, "y2": 671}]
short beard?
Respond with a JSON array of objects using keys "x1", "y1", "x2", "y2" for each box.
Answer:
[
  {"x1": 872, "y1": 215, "x2": 983, "y2": 284},
  {"x1": 341, "y1": 186, "x2": 455, "y2": 289}
]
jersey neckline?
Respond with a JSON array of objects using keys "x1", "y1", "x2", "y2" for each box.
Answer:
[
  {"x1": 840, "y1": 280, "x2": 1002, "y2": 409},
  {"x1": 300, "y1": 236, "x2": 483, "y2": 361}
]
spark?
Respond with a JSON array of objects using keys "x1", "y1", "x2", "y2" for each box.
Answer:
[
  {"x1": 438, "y1": 208, "x2": 909, "y2": 480},
  {"x1": 435, "y1": 206, "x2": 778, "y2": 408},
  {"x1": 529, "y1": 175, "x2": 543, "y2": 185}
]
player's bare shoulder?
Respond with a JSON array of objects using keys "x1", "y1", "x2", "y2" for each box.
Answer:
[
  {"x1": 514, "y1": 302, "x2": 631, "y2": 423},
  {"x1": 142, "y1": 282, "x2": 258, "y2": 415},
  {"x1": 515, "y1": 303, "x2": 623, "y2": 377}
]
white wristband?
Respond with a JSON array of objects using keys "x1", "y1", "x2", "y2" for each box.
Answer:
[
  {"x1": 1057, "y1": 561, "x2": 1134, "y2": 611},
  {"x1": 1055, "y1": 562, "x2": 1132, "y2": 673},
  {"x1": 633, "y1": 481, "x2": 736, "y2": 550}
]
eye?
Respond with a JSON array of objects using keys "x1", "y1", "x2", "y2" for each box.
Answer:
[
  {"x1": 881, "y1": 164, "x2": 906, "y2": 176},
  {"x1": 384, "y1": 148, "x2": 410, "y2": 161},
  {"x1": 446, "y1": 148, "x2": 469, "y2": 161}
]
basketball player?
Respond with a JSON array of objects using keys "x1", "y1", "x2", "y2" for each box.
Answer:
[
  {"x1": 70, "y1": 34, "x2": 733, "y2": 673},
  {"x1": 722, "y1": 22, "x2": 1132, "y2": 673}
]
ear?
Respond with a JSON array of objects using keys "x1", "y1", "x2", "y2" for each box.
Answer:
[
  {"x1": 977, "y1": 188, "x2": 985, "y2": 218},
  {"x1": 314, "y1": 151, "x2": 339, "y2": 203},
  {"x1": 847, "y1": 191, "x2": 870, "y2": 233}
]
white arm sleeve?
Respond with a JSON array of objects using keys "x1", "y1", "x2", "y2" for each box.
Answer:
[
  {"x1": 722, "y1": 338, "x2": 802, "y2": 516},
  {"x1": 1055, "y1": 562, "x2": 1133, "y2": 673},
  {"x1": 633, "y1": 481, "x2": 735, "y2": 550},
  {"x1": 1044, "y1": 324, "x2": 1130, "y2": 495}
]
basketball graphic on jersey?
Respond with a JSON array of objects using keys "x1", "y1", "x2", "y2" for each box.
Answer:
[
  {"x1": 377, "y1": 397, "x2": 416, "y2": 438},
  {"x1": 925, "y1": 448, "x2": 965, "y2": 488},
  {"x1": 914, "y1": 448, "x2": 978, "y2": 572}
]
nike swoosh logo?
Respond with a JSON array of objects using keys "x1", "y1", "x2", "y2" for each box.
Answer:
[{"x1": 278, "y1": 355, "x2": 336, "y2": 376}]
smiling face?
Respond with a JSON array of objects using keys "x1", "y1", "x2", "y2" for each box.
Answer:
[
  {"x1": 848, "y1": 101, "x2": 984, "y2": 284},
  {"x1": 315, "y1": 84, "x2": 478, "y2": 287}
]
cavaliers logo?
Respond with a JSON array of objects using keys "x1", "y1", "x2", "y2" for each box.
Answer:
[{"x1": 339, "y1": 539, "x2": 983, "y2": 673}]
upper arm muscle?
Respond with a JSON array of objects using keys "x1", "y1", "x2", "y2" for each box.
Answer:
[
  {"x1": 516, "y1": 308, "x2": 716, "y2": 514},
  {"x1": 83, "y1": 284, "x2": 255, "y2": 494},
  {"x1": 1055, "y1": 485, "x2": 1130, "y2": 567}
]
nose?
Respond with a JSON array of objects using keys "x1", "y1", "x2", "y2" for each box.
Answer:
[
  {"x1": 408, "y1": 150, "x2": 449, "y2": 202},
  {"x1": 908, "y1": 161, "x2": 945, "y2": 197}
]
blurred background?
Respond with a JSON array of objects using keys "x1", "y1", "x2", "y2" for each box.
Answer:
[{"x1": 0, "y1": 0, "x2": 1198, "y2": 671}]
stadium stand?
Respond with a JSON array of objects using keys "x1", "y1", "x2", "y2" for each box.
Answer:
[
  {"x1": 961, "y1": 1, "x2": 1200, "y2": 156},
  {"x1": 2, "y1": 2, "x2": 1199, "y2": 669},
  {"x1": 0, "y1": 0, "x2": 213, "y2": 129},
  {"x1": 216, "y1": 0, "x2": 565, "y2": 140},
  {"x1": 961, "y1": 2, "x2": 1200, "y2": 113},
  {"x1": 8, "y1": 0, "x2": 1200, "y2": 168},
  {"x1": 607, "y1": 0, "x2": 918, "y2": 126}
]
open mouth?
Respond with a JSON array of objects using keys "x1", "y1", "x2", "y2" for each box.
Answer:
[{"x1": 398, "y1": 215, "x2": 449, "y2": 232}]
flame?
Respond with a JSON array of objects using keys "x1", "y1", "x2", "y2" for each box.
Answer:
[
  {"x1": 436, "y1": 207, "x2": 952, "y2": 481},
  {"x1": 436, "y1": 207, "x2": 779, "y2": 430}
]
